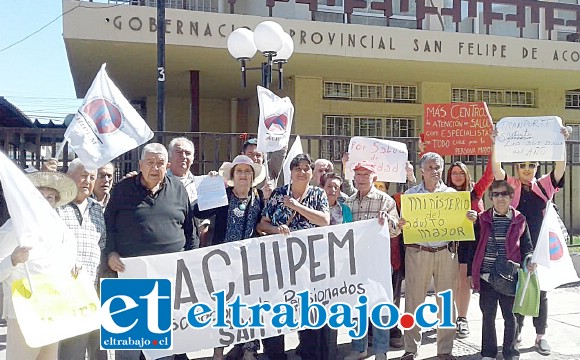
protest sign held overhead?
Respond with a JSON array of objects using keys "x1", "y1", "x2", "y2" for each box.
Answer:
[
  {"x1": 119, "y1": 220, "x2": 392, "y2": 358},
  {"x1": 256, "y1": 86, "x2": 294, "y2": 153},
  {"x1": 63, "y1": 63, "x2": 154, "y2": 170},
  {"x1": 345, "y1": 137, "x2": 408, "y2": 183},
  {"x1": 494, "y1": 116, "x2": 565, "y2": 162},
  {"x1": 422, "y1": 102, "x2": 493, "y2": 156},
  {"x1": 401, "y1": 191, "x2": 475, "y2": 244}
]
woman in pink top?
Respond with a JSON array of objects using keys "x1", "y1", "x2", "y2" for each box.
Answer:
[
  {"x1": 446, "y1": 160, "x2": 494, "y2": 339},
  {"x1": 491, "y1": 126, "x2": 570, "y2": 356}
]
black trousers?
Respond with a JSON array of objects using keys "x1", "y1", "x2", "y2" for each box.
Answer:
[
  {"x1": 262, "y1": 335, "x2": 287, "y2": 360},
  {"x1": 515, "y1": 290, "x2": 548, "y2": 335},
  {"x1": 479, "y1": 279, "x2": 519, "y2": 359},
  {"x1": 297, "y1": 327, "x2": 338, "y2": 360}
]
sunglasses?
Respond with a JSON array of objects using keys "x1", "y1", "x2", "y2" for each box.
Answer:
[
  {"x1": 517, "y1": 163, "x2": 537, "y2": 170},
  {"x1": 490, "y1": 191, "x2": 511, "y2": 198}
]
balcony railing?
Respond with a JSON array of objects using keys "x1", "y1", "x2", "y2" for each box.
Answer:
[
  {"x1": 2, "y1": 127, "x2": 579, "y2": 235},
  {"x1": 82, "y1": 0, "x2": 580, "y2": 41}
]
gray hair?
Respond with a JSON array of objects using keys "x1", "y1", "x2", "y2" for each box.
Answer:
[
  {"x1": 67, "y1": 158, "x2": 95, "y2": 174},
  {"x1": 168, "y1": 137, "x2": 195, "y2": 156},
  {"x1": 314, "y1": 158, "x2": 334, "y2": 170},
  {"x1": 141, "y1": 143, "x2": 168, "y2": 162},
  {"x1": 420, "y1": 152, "x2": 444, "y2": 169}
]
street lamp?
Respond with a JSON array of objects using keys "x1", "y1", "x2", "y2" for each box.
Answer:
[{"x1": 227, "y1": 21, "x2": 294, "y2": 90}]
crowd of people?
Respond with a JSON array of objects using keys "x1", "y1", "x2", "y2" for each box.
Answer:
[{"x1": 0, "y1": 126, "x2": 571, "y2": 360}]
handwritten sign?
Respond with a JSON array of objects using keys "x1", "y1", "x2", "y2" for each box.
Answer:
[
  {"x1": 12, "y1": 273, "x2": 100, "y2": 348},
  {"x1": 194, "y1": 175, "x2": 228, "y2": 211},
  {"x1": 120, "y1": 220, "x2": 392, "y2": 359},
  {"x1": 494, "y1": 116, "x2": 565, "y2": 162},
  {"x1": 346, "y1": 137, "x2": 408, "y2": 183},
  {"x1": 423, "y1": 102, "x2": 493, "y2": 156},
  {"x1": 401, "y1": 191, "x2": 475, "y2": 244}
]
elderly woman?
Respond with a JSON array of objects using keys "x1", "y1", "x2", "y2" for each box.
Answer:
[
  {"x1": 491, "y1": 126, "x2": 569, "y2": 355},
  {"x1": 193, "y1": 155, "x2": 266, "y2": 360},
  {"x1": 0, "y1": 172, "x2": 76, "y2": 360},
  {"x1": 258, "y1": 153, "x2": 330, "y2": 360},
  {"x1": 321, "y1": 172, "x2": 353, "y2": 225}
]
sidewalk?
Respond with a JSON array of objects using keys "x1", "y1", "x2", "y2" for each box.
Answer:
[{"x1": 0, "y1": 284, "x2": 578, "y2": 359}]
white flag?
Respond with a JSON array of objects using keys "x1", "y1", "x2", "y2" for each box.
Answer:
[
  {"x1": 256, "y1": 86, "x2": 294, "y2": 153},
  {"x1": 282, "y1": 135, "x2": 303, "y2": 185},
  {"x1": 532, "y1": 201, "x2": 579, "y2": 291},
  {"x1": 64, "y1": 63, "x2": 154, "y2": 170}
]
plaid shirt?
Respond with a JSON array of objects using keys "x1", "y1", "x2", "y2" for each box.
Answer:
[
  {"x1": 59, "y1": 198, "x2": 106, "y2": 286},
  {"x1": 345, "y1": 186, "x2": 400, "y2": 237}
]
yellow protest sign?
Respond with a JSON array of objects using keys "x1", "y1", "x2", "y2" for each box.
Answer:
[
  {"x1": 401, "y1": 191, "x2": 475, "y2": 244},
  {"x1": 12, "y1": 273, "x2": 100, "y2": 348}
]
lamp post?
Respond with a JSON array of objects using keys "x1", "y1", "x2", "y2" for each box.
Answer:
[{"x1": 227, "y1": 21, "x2": 294, "y2": 90}]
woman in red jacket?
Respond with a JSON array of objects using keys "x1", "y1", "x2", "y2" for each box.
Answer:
[{"x1": 446, "y1": 160, "x2": 494, "y2": 338}]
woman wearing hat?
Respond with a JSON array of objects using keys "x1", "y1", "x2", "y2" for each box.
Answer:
[
  {"x1": 258, "y1": 153, "x2": 330, "y2": 360},
  {"x1": 193, "y1": 155, "x2": 266, "y2": 360},
  {"x1": 0, "y1": 172, "x2": 77, "y2": 359}
]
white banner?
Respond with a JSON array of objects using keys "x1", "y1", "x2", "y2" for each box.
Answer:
[
  {"x1": 120, "y1": 220, "x2": 392, "y2": 359},
  {"x1": 256, "y1": 86, "x2": 294, "y2": 153},
  {"x1": 345, "y1": 137, "x2": 408, "y2": 183},
  {"x1": 64, "y1": 63, "x2": 154, "y2": 170},
  {"x1": 494, "y1": 116, "x2": 565, "y2": 162},
  {"x1": 282, "y1": 136, "x2": 303, "y2": 185}
]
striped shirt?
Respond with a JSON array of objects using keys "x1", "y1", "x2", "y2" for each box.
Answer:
[
  {"x1": 480, "y1": 212, "x2": 511, "y2": 276},
  {"x1": 59, "y1": 198, "x2": 106, "y2": 287}
]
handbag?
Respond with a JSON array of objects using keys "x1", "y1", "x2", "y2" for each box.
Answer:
[
  {"x1": 489, "y1": 256, "x2": 520, "y2": 296},
  {"x1": 487, "y1": 222, "x2": 520, "y2": 296},
  {"x1": 513, "y1": 268, "x2": 540, "y2": 316}
]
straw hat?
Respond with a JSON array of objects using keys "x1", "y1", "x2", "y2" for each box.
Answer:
[
  {"x1": 26, "y1": 171, "x2": 77, "y2": 207},
  {"x1": 218, "y1": 155, "x2": 266, "y2": 188}
]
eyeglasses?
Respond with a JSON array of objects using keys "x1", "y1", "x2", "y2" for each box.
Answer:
[
  {"x1": 451, "y1": 172, "x2": 466, "y2": 176},
  {"x1": 491, "y1": 191, "x2": 510, "y2": 198},
  {"x1": 517, "y1": 163, "x2": 537, "y2": 170}
]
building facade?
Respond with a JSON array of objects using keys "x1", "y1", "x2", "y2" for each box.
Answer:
[{"x1": 62, "y1": 0, "x2": 580, "y2": 230}]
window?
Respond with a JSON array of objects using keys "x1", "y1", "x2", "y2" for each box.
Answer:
[
  {"x1": 566, "y1": 91, "x2": 580, "y2": 109},
  {"x1": 321, "y1": 115, "x2": 416, "y2": 159},
  {"x1": 567, "y1": 124, "x2": 580, "y2": 163},
  {"x1": 324, "y1": 81, "x2": 418, "y2": 103},
  {"x1": 452, "y1": 87, "x2": 535, "y2": 107}
]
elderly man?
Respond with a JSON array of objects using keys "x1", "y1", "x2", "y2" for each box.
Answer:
[
  {"x1": 398, "y1": 153, "x2": 477, "y2": 360},
  {"x1": 168, "y1": 137, "x2": 197, "y2": 202},
  {"x1": 311, "y1": 158, "x2": 334, "y2": 186},
  {"x1": 58, "y1": 158, "x2": 107, "y2": 360},
  {"x1": 93, "y1": 162, "x2": 114, "y2": 209},
  {"x1": 344, "y1": 160, "x2": 400, "y2": 360},
  {"x1": 105, "y1": 143, "x2": 195, "y2": 360}
]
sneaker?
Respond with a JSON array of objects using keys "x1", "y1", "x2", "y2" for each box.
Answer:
[
  {"x1": 344, "y1": 350, "x2": 368, "y2": 360},
  {"x1": 456, "y1": 317, "x2": 470, "y2": 338},
  {"x1": 535, "y1": 338, "x2": 552, "y2": 355},
  {"x1": 375, "y1": 352, "x2": 387, "y2": 360},
  {"x1": 481, "y1": 357, "x2": 496, "y2": 360},
  {"x1": 400, "y1": 352, "x2": 417, "y2": 360}
]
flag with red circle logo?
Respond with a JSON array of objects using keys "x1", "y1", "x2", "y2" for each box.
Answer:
[
  {"x1": 63, "y1": 63, "x2": 154, "y2": 170},
  {"x1": 532, "y1": 201, "x2": 579, "y2": 291},
  {"x1": 256, "y1": 86, "x2": 294, "y2": 153}
]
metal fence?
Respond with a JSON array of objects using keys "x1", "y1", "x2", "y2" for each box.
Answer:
[{"x1": 1, "y1": 127, "x2": 578, "y2": 233}]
